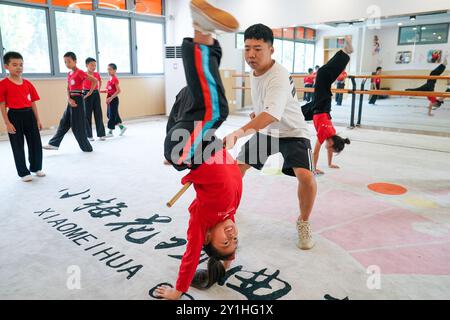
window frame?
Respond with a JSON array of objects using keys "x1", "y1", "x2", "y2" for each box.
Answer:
[
  {"x1": 0, "y1": 0, "x2": 165, "y2": 78},
  {"x1": 398, "y1": 22, "x2": 449, "y2": 46},
  {"x1": 0, "y1": 0, "x2": 54, "y2": 77}
]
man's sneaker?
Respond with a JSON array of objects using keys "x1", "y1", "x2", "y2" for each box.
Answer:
[
  {"x1": 190, "y1": 0, "x2": 239, "y2": 34},
  {"x1": 296, "y1": 220, "x2": 315, "y2": 250},
  {"x1": 34, "y1": 170, "x2": 46, "y2": 177},
  {"x1": 42, "y1": 144, "x2": 58, "y2": 150},
  {"x1": 88, "y1": 137, "x2": 95, "y2": 142},
  {"x1": 21, "y1": 175, "x2": 33, "y2": 182},
  {"x1": 119, "y1": 126, "x2": 127, "y2": 136},
  {"x1": 99, "y1": 136, "x2": 106, "y2": 141}
]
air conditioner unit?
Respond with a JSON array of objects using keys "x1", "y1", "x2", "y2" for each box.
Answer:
[{"x1": 164, "y1": 46, "x2": 186, "y2": 116}]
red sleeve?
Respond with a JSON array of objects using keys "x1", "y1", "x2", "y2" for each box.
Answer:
[
  {"x1": 0, "y1": 81, "x2": 5, "y2": 103},
  {"x1": 78, "y1": 70, "x2": 88, "y2": 81},
  {"x1": 114, "y1": 77, "x2": 119, "y2": 85},
  {"x1": 96, "y1": 73, "x2": 102, "y2": 82},
  {"x1": 26, "y1": 80, "x2": 40, "y2": 102},
  {"x1": 175, "y1": 211, "x2": 205, "y2": 293}
]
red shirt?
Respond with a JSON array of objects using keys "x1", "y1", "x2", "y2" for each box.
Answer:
[
  {"x1": 304, "y1": 74, "x2": 314, "y2": 85},
  {"x1": 371, "y1": 75, "x2": 381, "y2": 85},
  {"x1": 313, "y1": 113, "x2": 336, "y2": 144},
  {"x1": 175, "y1": 149, "x2": 242, "y2": 293},
  {"x1": 82, "y1": 72, "x2": 101, "y2": 90},
  {"x1": 336, "y1": 71, "x2": 347, "y2": 82},
  {"x1": 67, "y1": 68, "x2": 88, "y2": 91},
  {"x1": 0, "y1": 78, "x2": 40, "y2": 109},
  {"x1": 106, "y1": 76, "x2": 119, "y2": 97}
]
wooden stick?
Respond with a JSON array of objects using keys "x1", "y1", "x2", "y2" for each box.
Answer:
[{"x1": 167, "y1": 182, "x2": 192, "y2": 208}]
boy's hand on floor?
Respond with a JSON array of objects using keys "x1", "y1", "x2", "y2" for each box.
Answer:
[
  {"x1": 6, "y1": 122, "x2": 16, "y2": 134},
  {"x1": 155, "y1": 285, "x2": 183, "y2": 300}
]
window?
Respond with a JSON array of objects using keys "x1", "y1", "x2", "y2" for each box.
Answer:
[
  {"x1": 55, "y1": 11, "x2": 96, "y2": 73},
  {"x1": 136, "y1": 21, "x2": 164, "y2": 73},
  {"x1": 282, "y1": 40, "x2": 294, "y2": 72},
  {"x1": 294, "y1": 42, "x2": 315, "y2": 73},
  {"x1": 294, "y1": 42, "x2": 305, "y2": 73},
  {"x1": 236, "y1": 33, "x2": 244, "y2": 49},
  {"x1": 0, "y1": 4, "x2": 51, "y2": 74},
  {"x1": 98, "y1": 0, "x2": 126, "y2": 10},
  {"x1": 52, "y1": 0, "x2": 93, "y2": 10},
  {"x1": 97, "y1": 16, "x2": 131, "y2": 73},
  {"x1": 134, "y1": 0, "x2": 163, "y2": 16},
  {"x1": 420, "y1": 24, "x2": 449, "y2": 44},
  {"x1": 399, "y1": 23, "x2": 448, "y2": 45},
  {"x1": 273, "y1": 39, "x2": 283, "y2": 65}
]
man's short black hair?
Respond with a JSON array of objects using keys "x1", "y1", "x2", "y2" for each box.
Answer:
[
  {"x1": 376, "y1": 66, "x2": 382, "y2": 71},
  {"x1": 244, "y1": 24, "x2": 274, "y2": 46},
  {"x1": 86, "y1": 57, "x2": 96, "y2": 64},
  {"x1": 108, "y1": 63, "x2": 117, "y2": 70},
  {"x1": 308, "y1": 68, "x2": 313, "y2": 73},
  {"x1": 64, "y1": 52, "x2": 77, "y2": 61},
  {"x1": 3, "y1": 51, "x2": 23, "y2": 65}
]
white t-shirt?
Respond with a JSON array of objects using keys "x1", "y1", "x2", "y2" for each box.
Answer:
[{"x1": 250, "y1": 61, "x2": 310, "y2": 139}]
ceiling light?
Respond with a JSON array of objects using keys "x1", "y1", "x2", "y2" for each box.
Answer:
[
  {"x1": 398, "y1": 22, "x2": 403, "y2": 26},
  {"x1": 410, "y1": 16, "x2": 416, "y2": 21}
]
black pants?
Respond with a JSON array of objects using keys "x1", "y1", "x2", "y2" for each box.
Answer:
[
  {"x1": 301, "y1": 50, "x2": 350, "y2": 120},
  {"x1": 164, "y1": 38, "x2": 228, "y2": 171},
  {"x1": 107, "y1": 97, "x2": 122, "y2": 130},
  {"x1": 48, "y1": 95, "x2": 93, "y2": 152},
  {"x1": 335, "y1": 81, "x2": 345, "y2": 105},
  {"x1": 406, "y1": 64, "x2": 446, "y2": 92},
  {"x1": 303, "y1": 84, "x2": 313, "y2": 101},
  {"x1": 84, "y1": 90, "x2": 105, "y2": 138},
  {"x1": 8, "y1": 108, "x2": 43, "y2": 177},
  {"x1": 369, "y1": 83, "x2": 381, "y2": 104}
]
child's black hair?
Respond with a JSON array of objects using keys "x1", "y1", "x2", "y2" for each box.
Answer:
[
  {"x1": 3, "y1": 51, "x2": 23, "y2": 65},
  {"x1": 86, "y1": 57, "x2": 96, "y2": 64},
  {"x1": 108, "y1": 63, "x2": 117, "y2": 70},
  {"x1": 244, "y1": 23, "x2": 274, "y2": 46},
  {"x1": 191, "y1": 242, "x2": 235, "y2": 290},
  {"x1": 64, "y1": 52, "x2": 77, "y2": 61},
  {"x1": 376, "y1": 66, "x2": 382, "y2": 71},
  {"x1": 331, "y1": 135, "x2": 351, "y2": 153},
  {"x1": 308, "y1": 68, "x2": 313, "y2": 73}
]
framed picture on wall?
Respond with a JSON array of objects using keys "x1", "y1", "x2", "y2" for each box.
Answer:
[
  {"x1": 395, "y1": 51, "x2": 412, "y2": 64},
  {"x1": 427, "y1": 50, "x2": 442, "y2": 63}
]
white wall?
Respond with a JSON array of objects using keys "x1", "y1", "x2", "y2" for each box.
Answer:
[
  {"x1": 314, "y1": 26, "x2": 362, "y2": 74},
  {"x1": 165, "y1": 0, "x2": 193, "y2": 46},
  {"x1": 215, "y1": 0, "x2": 450, "y2": 30},
  {"x1": 362, "y1": 26, "x2": 450, "y2": 72}
]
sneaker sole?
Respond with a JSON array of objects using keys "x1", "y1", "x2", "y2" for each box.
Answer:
[{"x1": 190, "y1": 2, "x2": 238, "y2": 33}]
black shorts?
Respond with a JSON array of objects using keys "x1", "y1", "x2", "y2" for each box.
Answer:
[{"x1": 237, "y1": 133, "x2": 313, "y2": 177}]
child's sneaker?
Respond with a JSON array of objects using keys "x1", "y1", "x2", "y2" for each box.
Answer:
[
  {"x1": 119, "y1": 126, "x2": 127, "y2": 136},
  {"x1": 21, "y1": 175, "x2": 33, "y2": 182},
  {"x1": 296, "y1": 220, "x2": 315, "y2": 250},
  {"x1": 106, "y1": 131, "x2": 114, "y2": 138},
  {"x1": 88, "y1": 137, "x2": 95, "y2": 142},
  {"x1": 42, "y1": 144, "x2": 58, "y2": 150},
  {"x1": 99, "y1": 136, "x2": 106, "y2": 141},
  {"x1": 190, "y1": 0, "x2": 239, "y2": 34},
  {"x1": 34, "y1": 170, "x2": 46, "y2": 177}
]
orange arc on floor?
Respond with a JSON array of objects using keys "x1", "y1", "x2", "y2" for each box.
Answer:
[{"x1": 368, "y1": 183, "x2": 408, "y2": 195}]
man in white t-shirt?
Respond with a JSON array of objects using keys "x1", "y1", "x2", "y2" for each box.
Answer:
[{"x1": 224, "y1": 24, "x2": 317, "y2": 250}]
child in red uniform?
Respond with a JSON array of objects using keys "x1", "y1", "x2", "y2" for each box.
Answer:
[
  {"x1": 301, "y1": 37, "x2": 352, "y2": 175},
  {"x1": 101, "y1": 63, "x2": 126, "y2": 137},
  {"x1": 335, "y1": 70, "x2": 347, "y2": 105},
  {"x1": 303, "y1": 68, "x2": 314, "y2": 102},
  {"x1": 43, "y1": 52, "x2": 97, "y2": 152},
  {"x1": 0, "y1": 52, "x2": 44, "y2": 182},
  {"x1": 83, "y1": 57, "x2": 105, "y2": 141},
  {"x1": 368, "y1": 66, "x2": 382, "y2": 105},
  {"x1": 406, "y1": 55, "x2": 447, "y2": 116},
  {"x1": 156, "y1": 0, "x2": 241, "y2": 300}
]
